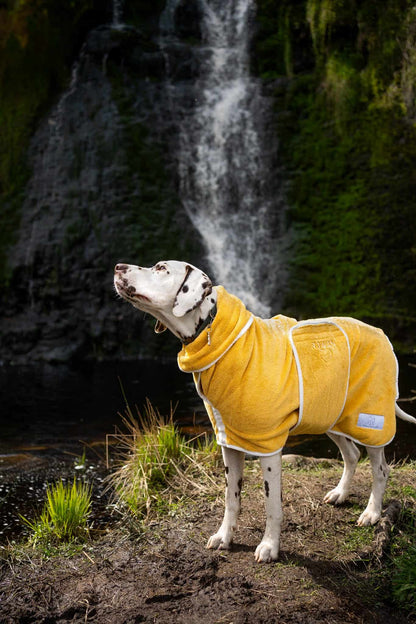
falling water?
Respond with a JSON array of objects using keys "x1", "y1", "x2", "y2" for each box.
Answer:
[
  {"x1": 112, "y1": 0, "x2": 125, "y2": 27},
  {"x1": 160, "y1": 0, "x2": 288, "y2": 316}
]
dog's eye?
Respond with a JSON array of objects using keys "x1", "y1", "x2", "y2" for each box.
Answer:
[{"x1": 155, "y1": 264, "x2": 167, "y2": 272}]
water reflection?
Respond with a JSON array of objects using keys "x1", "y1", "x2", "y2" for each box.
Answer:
[
  {"x1": 0, "y1": 359, "x2": 205, "y2": 455},
  {"x1": 0, "y1": 357, "x2": 415, "y2": 458}
]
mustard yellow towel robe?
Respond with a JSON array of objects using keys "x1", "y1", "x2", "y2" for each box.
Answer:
[{"x1": 178, "y1": 286, "x2": 398, "y2": 456}]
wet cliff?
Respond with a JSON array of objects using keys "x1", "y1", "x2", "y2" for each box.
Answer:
[
  {"x1": 0, "y1": 2, "x2": 203, "y2": 363},
  {"x1": 0, "y1": 0, "x2": 415, "y2": 365},
  {"x1": 254, "y1": 0, "x2": 416, "y2": 345}
]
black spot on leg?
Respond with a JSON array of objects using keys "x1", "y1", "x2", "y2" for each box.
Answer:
[
  {"x1": 264, "y1": 480, "x2": 270, "y2": 498},
  {"x1": 267, "y1": 467, "x2": 272, "y2": 472},
  {"x1": 379, "y1": 464, "x2": 387, "y2": 478},
  {"x1": 182, "y1": 285, "x2": 189, "y2": 293}
]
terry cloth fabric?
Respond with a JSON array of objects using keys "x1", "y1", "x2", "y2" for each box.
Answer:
[{"x1": 177, "y1": 286, "x2": 398, "y2": 456}]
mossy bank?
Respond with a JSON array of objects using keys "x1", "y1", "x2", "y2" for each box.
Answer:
[{"x1": 254, "y1": 0, "x2": 416, "y2": 348}]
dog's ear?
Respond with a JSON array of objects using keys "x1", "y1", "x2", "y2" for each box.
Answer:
[{"x1": 173, "y1": 266, "x2": 212, "y2": 318}]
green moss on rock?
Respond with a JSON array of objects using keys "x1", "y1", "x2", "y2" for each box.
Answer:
[{"x1": 255, "y1": 0, "x2": 416, "y2": 349}]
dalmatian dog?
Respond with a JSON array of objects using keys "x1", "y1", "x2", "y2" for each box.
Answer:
[{"x1": 114, "y1": 260, "x2": 415, "y2": 563}]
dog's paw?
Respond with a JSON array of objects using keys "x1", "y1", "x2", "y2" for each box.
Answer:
[
  {"x1": 357, "y1": 507, "x2": 380, "y2": 526},
  {"x1": 254, "y1": 539, "x2": 279, "y2": 563},
  {"x1": 323, "y1": 487, "x2": 348, "y2": 505},
  {"x1": 206, "y1": 531, "x2": 232, "y2": 551}
]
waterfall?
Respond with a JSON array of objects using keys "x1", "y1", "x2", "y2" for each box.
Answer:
[
  {"x1": 160, "y1": 0, "x2": 289, "y2": 316},
  {"x1": 112, "y1": 0, "x2": 125, "y2": 27}
]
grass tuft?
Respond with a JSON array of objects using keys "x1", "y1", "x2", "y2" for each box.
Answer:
[
  {"x1": 21, "y1": 478, "x2": 92, "y2": 547},
  {"x1": 108, "y1": 399, "x2": 220, "y2": 522},
  {"x1": 390, "y1": 505, "x2": 416, "y2": 615},
  {"x1": 391, "y1": 543, "x2": 416, "y2": 615}
]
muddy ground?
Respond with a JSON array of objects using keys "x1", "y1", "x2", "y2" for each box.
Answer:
[{"x1": 0, "y1": 456, "x2": 415, "y2": 624}]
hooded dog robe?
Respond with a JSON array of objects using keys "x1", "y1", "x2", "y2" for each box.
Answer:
[{"x1": 178, "y1": 286, "x2": 398, "y2": 456}]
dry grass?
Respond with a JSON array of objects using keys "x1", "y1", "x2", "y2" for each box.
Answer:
[{"x1": 107, "y1": 399, "x2": 222, "y2": 522}]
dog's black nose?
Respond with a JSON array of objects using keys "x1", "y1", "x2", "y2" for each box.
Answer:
[{"x1": 115, "y1": 264, "x2": 129, "y2": 272}]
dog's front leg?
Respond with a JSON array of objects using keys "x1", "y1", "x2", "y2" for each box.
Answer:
[
  {"x1": 255, "y1": 452, "x2": 282, "y2": 563},
  {"x1": 207, "y1": 446, "x2": 245, "y2": 551}
]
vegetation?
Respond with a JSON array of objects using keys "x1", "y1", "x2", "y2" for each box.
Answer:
[
  {"x1": 0, "y1": 0, "x2": 107, "y2": 284},
  {"x1": 0, "y1": 0, "x2": 107, "y2": 196},
  {"x1": 392, "y1": 540, "x2": 416, "y2": 615},
  {"x1": 20, "y1": 478, "x2": 92, "y2": 547},
  {"x1": 390, "y1": 486, "x2": 416, "y2": 615},
  {"x1": 108, "y1": 399, "x2": 220, "y2": 521},
  {"x1": 254, "y1": 0, "x2": 416, "y2": 346}
]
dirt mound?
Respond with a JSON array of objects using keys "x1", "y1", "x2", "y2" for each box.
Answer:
[{"x1": 1, "y1": 458, "x2": 415, "y2": 623}]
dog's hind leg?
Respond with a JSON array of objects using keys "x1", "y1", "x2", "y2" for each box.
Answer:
[
  {"x1": 207, "y1": 446, "x2": 245, "y2": 551},
  {"x1": 254, "y1": 452, "x2": 283, "y2": 563},
  {"x1": 357, "y1": 446, "x2": 390, "y2": 526},
  {"x1": 324, "y1": 433, "x2": 361, "y2": 505}
]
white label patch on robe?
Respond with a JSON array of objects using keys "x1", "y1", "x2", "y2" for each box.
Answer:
[{"x1": 357, "y1": 413, "x2": 385, "y2": 430}]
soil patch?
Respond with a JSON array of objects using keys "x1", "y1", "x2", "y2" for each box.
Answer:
[{"x1": 1, "y1": 457, "x2": 415, "y2": 623}]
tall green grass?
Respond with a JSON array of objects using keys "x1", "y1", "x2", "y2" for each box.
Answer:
[
  {"x1": 21, "y1": 479, "x2": 92, "y2": 546},
  {"x1": 390, "y1": 501, "x2": 416, "y2": 615},
  {"x1": 392, "y1": 544, "x2": 416, "y2": 615},
  {"x1": 108, "y1": 399, "x2": 220, "y2": 520}
]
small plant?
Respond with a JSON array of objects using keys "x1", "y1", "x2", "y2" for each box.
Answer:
[
  {"x1": 340, "y1": 524, "x2": 374, "y2": 554},
  {"x1": 108, "y1": 399, "x2": 220, "y2": 520},
  {"x1": 21, "y1": 479, "x2": 92, "y2": 546},
  {"x1": 391, "y1": 544, "x2": 416, "y2": 614},
  {"x1": 74, "y1": 448, "x2": 87, "y2": 471},
  {"x1": 390, "y1": 506, "x2": 416, "y2": 615}
]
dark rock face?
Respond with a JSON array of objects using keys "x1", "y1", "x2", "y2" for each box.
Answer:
[
  {"x1": 0, "y1": 18, "x2": 202, "y2": 365},
  {"x1": 0, "y1": 0, "x2": 288, "y2": 364},
  {"x1": 171, "y1": 0, "x2": 203, "y2": 40}
]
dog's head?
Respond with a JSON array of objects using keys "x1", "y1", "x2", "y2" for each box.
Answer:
[{"x1": 114, "y1": 261, "x2": 213, "y2": 335}]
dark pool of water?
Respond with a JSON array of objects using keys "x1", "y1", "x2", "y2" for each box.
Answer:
[
  {"x1": 0, "y1": 359, "x2": 206, "y2": 456},
  {"x1": 0, "y1": 356, "x2": 415, "y2": 459},
  {"x1": 0, "y1": 356, "x2": 414, "y2": 542}
]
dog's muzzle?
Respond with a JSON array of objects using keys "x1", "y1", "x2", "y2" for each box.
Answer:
[{"x1": 114, "y1": 265, "x2": 150, "y2": 303}]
